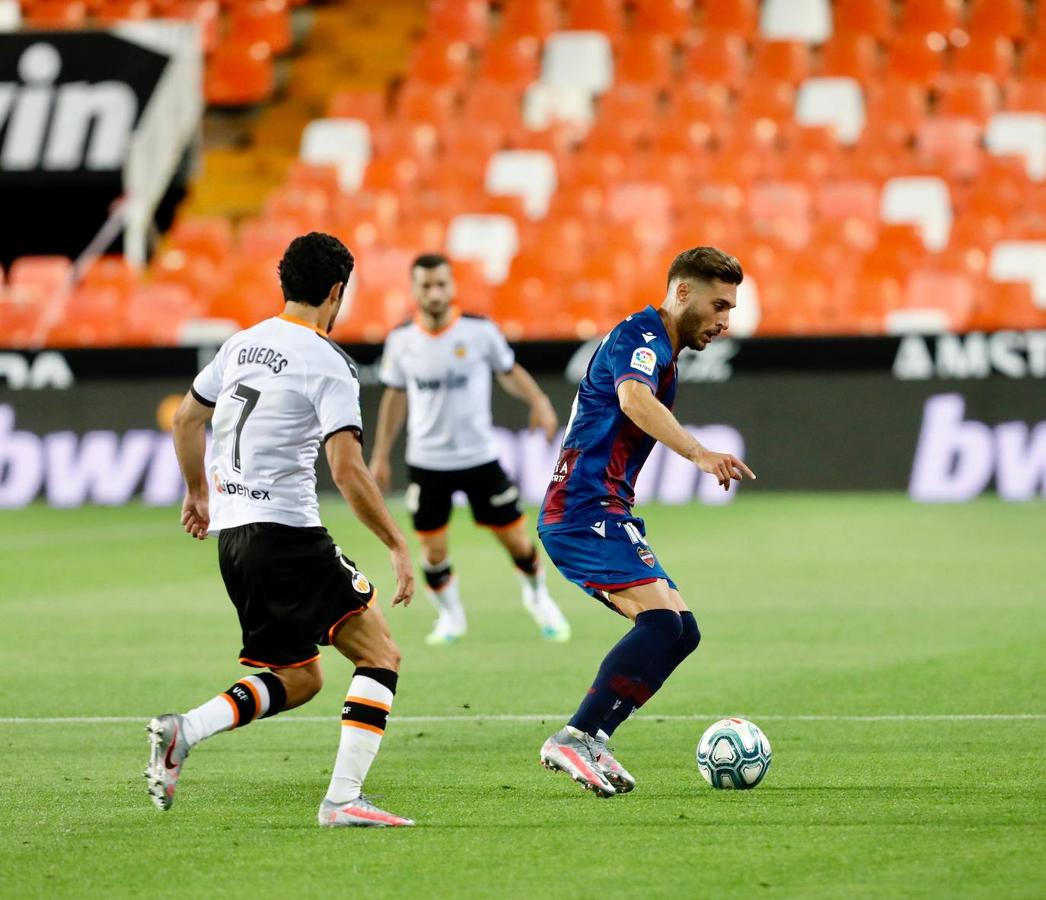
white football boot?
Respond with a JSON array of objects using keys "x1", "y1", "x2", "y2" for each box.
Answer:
[
  {"x1": 318, "y1": 796, "x2": 415, "y2": 827},
  {"x1": 522, "y1": 584, "x2": 571, "y2": 642},
  {"x1": 424, "y1": 600, "x2": 466, "y2": 645},
  {"x1": 145, "y1": 713, "x2": 190, "y2": 811},
  {"x1": 540, "y1": 726, "x2": 616, "y2": 797}
]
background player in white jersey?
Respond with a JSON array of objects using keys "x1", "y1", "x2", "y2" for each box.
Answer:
[
  {"x1": 369, "y1": 254, "x2": 570, "y2": 645},
  {"x1": 145, "y1": 233, "x2": 416, "y2": 828}
]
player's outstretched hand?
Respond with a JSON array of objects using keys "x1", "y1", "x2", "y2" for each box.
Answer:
[
  {"x1": 693, "y1": 449, "x2": 756, "y2": 491},
  {"x1": 181, "y1": 492, "x2": 210, "y2": 540},
  {"x1": 530, "y1": 397, "x2": 559, "y2": 443},
  {"x1": 369, "y1": 456, "x2": 391, "y2": 493},
  {"x1": 389, "y1": 546, "x2": 414, "y2": 606}
]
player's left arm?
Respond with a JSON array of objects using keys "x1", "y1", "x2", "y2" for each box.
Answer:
[
  {"x1": 172, "y1": 391, "x2": 214, "y2": 540},
  {"x1": 496, "y1": 363, "x2": 558, "y2": 442}
]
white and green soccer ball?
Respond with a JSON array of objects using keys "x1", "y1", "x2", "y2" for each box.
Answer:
[{"x1": 696, "y1": 718, "x2": 772, "y2": 790}]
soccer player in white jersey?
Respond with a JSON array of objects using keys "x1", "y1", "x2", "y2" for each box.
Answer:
[
  {"x1": 369, "y1": 254, "x2": 570, "y2": 645},
  {"x1": 145, "y1": 233, "x2": 416, "y2": 827}
]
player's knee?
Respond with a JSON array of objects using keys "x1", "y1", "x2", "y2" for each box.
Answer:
[
  {"x1": 638, "y1": 608, "x2": 684, "y2": 641},
  {"x1": 358, "y1": 637, "x2": 401, "y2": 673},
  {"x1": 679, "y1": 611, "x2": 701, "y2": 656},
  {"x1": 423, "y1": 546, "x2": 448, "y2": 568}
]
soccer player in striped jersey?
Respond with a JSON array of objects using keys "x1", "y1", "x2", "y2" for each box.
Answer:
[
  {"x1": 536, "y1": 247, "x2": 756, "y2": 796},
  {"x1": 369, "y1": 254, "x2": 570, "y2": 645},
  {"x1": 145, "y1": 233, "x2": 416, "y2": 827}
]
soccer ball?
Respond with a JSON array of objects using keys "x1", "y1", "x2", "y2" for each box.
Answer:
[{"x1": 696, "y1": 718, "x2": 772, "y2": 790}]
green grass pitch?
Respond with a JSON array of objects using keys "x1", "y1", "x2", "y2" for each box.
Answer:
[{"x1": 2, "y1": 495, "x2": 1044, "y2": 898}]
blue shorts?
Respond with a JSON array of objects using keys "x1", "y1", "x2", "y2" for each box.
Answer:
[{"x1": 538, "y1": 515, "x2": 676, "y2": 615}]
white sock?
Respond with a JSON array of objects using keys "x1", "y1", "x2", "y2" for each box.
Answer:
[
  {"x1": 326, "y1": 672, "x2": 396, "y2": 803},
  {"x1": 424, "y1": 566, "x2": 466, "y2": 628},
  {"x1": 182, "y1": 675, "x2": 274, "y2": 747},
  {"x1": 517, "y1": 564, "x2": 545, "y2": 594}
]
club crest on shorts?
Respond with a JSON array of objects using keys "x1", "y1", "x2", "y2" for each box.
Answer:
[
  {"x1": 352, "y1": 571, "x2": 371, "y2": 594},
  {"x1": 637, "y1": 547, "x2": 656, "y2": 567}
]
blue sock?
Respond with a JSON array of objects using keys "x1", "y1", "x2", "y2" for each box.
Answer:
[
  {"x1": 600, "y1": 611, "x2": 701, "y2": 737},
  {"x1": 567, "y1": 610, "x2": 684, "y2": 737}
]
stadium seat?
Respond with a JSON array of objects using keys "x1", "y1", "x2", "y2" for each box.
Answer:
[
  {"x1": 886, "y1": 32, "x2": 947, "y2": 85},
  {"x1": 748, "y1": 180, "x2": 813, "y2": 248},
  {"x1": 615, "y1": 35, "x2": 674, "y2": 90},
  {"x1": 229, "y1": 0, "x2": 292, "y2": 56},
  {"x1": 122, "y1": 284, "x2": 200, "y2": 346},
  {"x1": 985, "y1": 113, "x2": 1046, "y2": 181},
  {"x1": 8, "y1": 256, "x2": 72, "y2": 299},
  {"x1": 445, "y1": 214, "x2": 520, "y2": 284},
  {"x1": 989, "y1": 241, "x2": 1046, "y2": 306},
  {"x1": 702, "y1": 0, "x2": 757, "y2": 38},
  {"x1": 565, "y1": 0, "x2": 623, "y2": 38},
  {"x1": 884, "y1": 307, "x2": 953, "y2": 333},
  {"x1": 968, "y1": 282, "x2": 1046, "y2": 331},
  {"x1": 168, "y1": 217, "x2": 234, "y2": 265},
  {"x1": 916, "y1": 117, "x2": 984, "y2": 179},
  {"x1": 500, "y1": 0, "x2": 559, "y2": 41},
  {"x1": 0, "y1": 0, "x2": 21, "y2": 30},
  {"x1": 795, "y1": 77, "x2": 866, "y2": 145},
  {"x1": 683, "y1": 34, "x2": 748, "y2": 92},
  {"x1": 427, "y1": 0, "x2": 490, "y2": 47},
  {"x1": 485, "y1": 150, "x2": 558, "y2": 220},
  {"x1": 80, "y1": 256, "x2": 138, "y2": 300},
  {"x1": 395, "y1": 82, "x2": 458, "y2": 128},
  {"x1": 833, "y1": 0, "x2": 892, "y2": 40},
  {"x1": 477, "y1": 36, "x2": 542, "y2": 88},
  {"x1": 24, "y1": 0, "x2": 88, "y2": 27},
  {"x1": 967, "y1": 0, "x2": 1026, "y2": 40},
  {"x1": 899, "y1": 0, "x2": 962, "y2": 36},
  {"x1": 167, "y1": 0, "x2": 220, "y2": 54},
  {"x1": 631, "y1": 0, "x2": 693, "y2": 39},
  {"x1": 897, "y1": 269, "x2": 975, "y2": 331},
  {"x1": 752, "y1": 41, "x2": 811, "y2": 86},
  {"x1": 1004, "y1": 80, "x2": 1046, "y2": 114},
  {"x1": 47, "y1": 286, "x2": 123, "y2": 347},
  {"x1": 952, "y1": 35, "x2": 1014, "y2": 82},
  {"x1": 299, "y1": 118, "x2": 372, "y2": 192},
  {"x1": 540, "y1": 31, "x2": 614, "y2": 96},
  {"x1": 606, "y1": 181, "x2": 673, "y2": 228},
  {"x1": 522, "y1": 83, "x2": 595, "y2": 131},
  {"x1": 237, "y1": 218, "x2": 301, "y2": 260},
  {"x1": 880, "y1": 176, "x2": 953, "y2": 251},
  {"x1": 598, "y1": 85, "x2": 660, "y2": 123},
  {"x1": 816, "y1": 180, "x2": 880, "y2": 231},
  {"x1": 819, "y1": 34, "x2": 880, "y2": 82},
  {"x1": 462, "y1": 82, "x2": 525, "y2": 133},
  {"x1": 1023, "y1": 40, "x2": 1046, "y2": 80},
  {"x1": 407, "y1": 37, "x2": 470, "y2": 88},
  {"x1": 863, "y1": 79, "x2": 929, "y2": 144},
  {"x1": 759, "y1": 0, "x2": 831, "y2": 43},
  {"x1": 204, "y1": 40, "x2": 274, "y2": 107},
  {"x1": 94, "y1": 0, "x2": 153, "y2": 24},
  {"x1": 327, "y1": 89, "x2": 387, "y2": 128},
  {"x1": 936, "y1": 75, "x2": 1000, "y2": 122}
]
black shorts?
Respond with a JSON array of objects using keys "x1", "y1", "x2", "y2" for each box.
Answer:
[
  {"x1": 406, "y1": 460, "x2": 524, "y2": 534},
  {"x1": 217, "y1": 522, "x2": 376, "y2": 669}
]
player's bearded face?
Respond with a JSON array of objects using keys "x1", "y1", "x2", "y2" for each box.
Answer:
[
  {"x1": 413, "y1": 265, "x2": 455, "y2": 319},
  {"x1": 681, "y1": 279, "x2": 736, "y2": 350}
]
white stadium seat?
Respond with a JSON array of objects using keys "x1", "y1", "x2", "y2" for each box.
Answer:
[
  {"x1": 485, "y1": 150, "x2": 558, "y2": 220},
  {"x1": 795, "y1": 77, "x2": 865, "y2": 145},
  {"x1": 0, "y1": 0, "x2": 21, "y2": 31},
  {"x1": 880, "y1": 176, "x2": 952, "y2": 252},
  {"x1": 885, "y1": 309, "x2": 952, "y2": 335},
  {"x1": 985, "y1": 113, "x2": 1046, "y2": 182},
  {"x1": 989, "y1": 241, "x2": 1046, "y2": 308},
  {"x1": 522, "y1": 82, "x2": 595, "y2": 131},
  {"x1": 760, "y1": 0, "x2": 832, "y2": 42},
  {"x1": 540, "y1": 31, "x2": 614, "y2": 96},
  {"x1": 729, "y1": 276, "x2": 761, "y2": 338},
  {"x1": 298, "y1": 118, "x2": 371, "y2": 192},
  {"x1": 445, "y1": 214, "x2": 520, "y2": 284}
]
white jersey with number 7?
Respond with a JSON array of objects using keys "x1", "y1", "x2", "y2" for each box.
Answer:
[{"x1": 190, "y1": 313, "x2": 363, "y2": 533}]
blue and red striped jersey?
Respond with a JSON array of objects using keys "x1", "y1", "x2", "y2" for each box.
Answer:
[{"x1": 539, "y1": 306, "x2": 678, "y2": 528}]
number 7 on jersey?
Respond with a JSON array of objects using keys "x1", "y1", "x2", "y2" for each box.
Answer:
[{"x1": 230, "y1": 383, "x2": 260, "y2": 473}]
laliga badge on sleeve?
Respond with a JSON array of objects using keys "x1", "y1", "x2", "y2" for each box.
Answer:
[{"x1": 630, "y1": 346, "x2": 657, "y2": 376}]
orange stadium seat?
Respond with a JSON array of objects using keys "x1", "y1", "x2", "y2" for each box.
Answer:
[
  {"x1": 833, "y1": 0, "x2": 893, "y2": 40},
  {"x1": 936, "y1": 75, "x2": 1000, "y2": 121},
  {"x1": 748, "y1": 180, "x2": 813, "y2": 248},
  {"x1": 8, "y1": 256, "x2": 72, "y2": 297},
  {"x1": 477, "y1": 36, "x2": 542, "y2": 88},
  {"x1": 205, "y1": 40, "x2": 274, "y2": 106},
  {"x1": 967, "y1": 0, "x2": 1027, "y2": 40},
  {"x1": 25, "y1": 0, "x2": 87, "y2": 26},
  {"x1": 916, "y1": 117, "x2": 984, "y2": 179},
  {"x1": 80, "y1": 256, "x2": 138, "y2": 300},
  {"x1": 952, "y1": 35, "x2": 1015, "y2": 81},
  {"x1": 615, "y1": 35, "x2": 674, "y2": 90},
  {"x1": 168, "y1": 216, "x2": 234, "y2": 265},
  {"x1": 751, "y1": 41, "x2": 811, "y2": 86},
  {"x1": 864, "y1": 78, "x2": 929, "y2": 143},
  {"x1": 816, "y1": 180, "x2": 881, "y2": 232},
  {"x1": 94, "y1": 0, "x2": 152, "y2": 23},
  {"x1": 598, "y1": 84, "x2": 661, "y2": 123},
  {"x1": 166, "y1": 0, "x2": 221, "y2": 53},
  {"x1": 899, "y1": 0, "x2": 962, "y2": 36},
  {"x1": 0, "y1": 291, "x2": 44, "y2": 347},
  {"x1": 701, "y1": 0, "x2": 757, "y2": 39},
  {"x1": 683, "y1": 34, "x2": 748, "y2": 92},
  {"x1": 122, "y1": 284, "x2": 200, "y2": 346},
  {"x1": 395, "y1": 82, "x2": 459, "y2": 127},
  {"x1": 820, "y1": 33, "x2": 881, "y2": 82},
  {"x1": 1020, "y1": 40, "x2": 1046, "y2": 80},
  {"x1": 327, "y1": 89, "x2": 387, "y2": 127},
  {"x1": 499, "y1": 0, "x2": 559, "y2": 41},
  {"x1": 632, "y1": 0, "x2": 694, "y2": 40},
  {"x1": 900, "y1": 269, "x2": 976, "y2": 329},
  {"x1": 1005, "y1": 79, "x2": 1046, "y2": 112},
  {"x1": 461, "y1": 82, "x2": 524, "y2": 133},
  {"x1": 238, "y1": 218, "x2": 301, "y2": 259},
  {"x1": 229, "y1": 0, "x2": 292, "y2": 56},
  {"x1": 968, "y1": 281, "x2": 1046, "y2": 330},
  {"x1": 407, "y1": 37, "x2": 471, "y2": 88},
  {"x1": 427, "y1": 0, "x2": 490, "y2": 48},
  {"x1": 565, "y1": 0, "x2": 624, "y2": 38},
  {"x1": 886, "y1": 32, "x2": 948, "y2": 85},
  {"x1": 47, "y1": 286, "x2": 123, "y2": 347}
]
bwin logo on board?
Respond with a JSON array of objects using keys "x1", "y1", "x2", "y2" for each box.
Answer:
[{"x1": 0, "y1": 43, "x2": 137, "y2": 172}]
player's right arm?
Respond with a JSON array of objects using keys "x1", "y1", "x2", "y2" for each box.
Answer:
[
  {"x1": 616, "y1": 379, "x2": 755, "y2": 491},
  {"x1": 368, "y1": 387, "x2": 407, "y2": 493},
  {"x1": 172, "y1": 391, "x2": 214, "y2": 540},
  {"x1": 326, "y1": 431, "x2": 414, "y2": 606}
]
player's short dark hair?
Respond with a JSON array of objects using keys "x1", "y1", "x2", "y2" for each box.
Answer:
[
  {"x1": 666, "y1": 247, "x2": 743, "y2": 289},
  {"x1": 278, "y1": 232, "x2": 354, "y2": 306},
  {"x1": 411, "y1": 253, "x2": 451, "y2": 272}
]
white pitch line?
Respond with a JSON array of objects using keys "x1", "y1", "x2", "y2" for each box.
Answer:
[{"x1": 1, "y1": 714, "x2": 1044, "y2": 725}]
